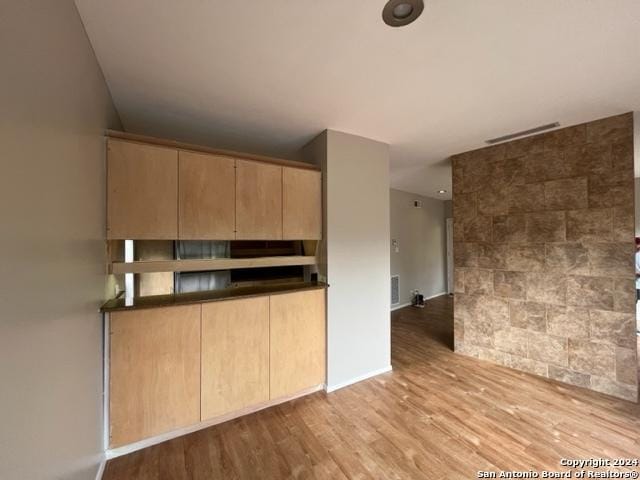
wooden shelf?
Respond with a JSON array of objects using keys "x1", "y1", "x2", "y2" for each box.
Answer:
[{"x1": 109, "y1": 256, "x2": 316, "y2": 275}]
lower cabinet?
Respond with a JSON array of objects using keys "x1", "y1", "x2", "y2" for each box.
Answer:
[
  {"x1": 270, "y1": 289, "x2": 326, "y2": 399},
  {"x1": 201, "y1": 296, "x2": 270, "y2": 420},
  {"x1": 107, "y1": 288, "x2": 326, "y2": 448},
  {"x1": 109, "y1": 304, "x2": 201, "y2": 448}
]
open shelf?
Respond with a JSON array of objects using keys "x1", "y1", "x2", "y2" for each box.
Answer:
[{"x1": 109, "y1": 255, "x2": 317, "y2": 275}]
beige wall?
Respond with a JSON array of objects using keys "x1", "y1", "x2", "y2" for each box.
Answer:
[
  {"x1": 0, "y1": 1, "x2": 121, "y2": 479},
  {"x1": 452, "y1": 113, "x2": 638, "y2": 402},
  {"x1": 390, "y1": 189, "x2": 448, "y2": 306},
  {"x1": 303, "y1": 130, "x2": 391, "y2": 391}
]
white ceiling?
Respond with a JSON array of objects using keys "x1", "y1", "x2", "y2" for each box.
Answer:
[{"x1": 75, "y1": 0, "x2": 640, "y2": 200}]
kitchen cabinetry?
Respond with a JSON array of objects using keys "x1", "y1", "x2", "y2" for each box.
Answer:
[
  {"x1": 178, "y1": 151, "x2": 236, "y2": 239},
  {"x1": 105, "y1": 286, "x2": 326, "y2": 448},
  {"x1": 282, "y1": 167, "x2": 322, "y2": 240},
  {"x1": 201, "y1": 296, "x2": 269, "y2": 419},
  {"x1": 107, "y1": 139, "x2": 178, "y2": 239},
  {"x1": 269, "y1": 289, "x2": 326, "y2": 399},
  {"x1": 235, "y1": 159, "x2": 283, "y2": 240},
  {"x1": 109, "y1": 304, "x2": 201, "y2": 447},
  {"x1": 106, "y1": 133, "x2": 322, "y2": 242}
]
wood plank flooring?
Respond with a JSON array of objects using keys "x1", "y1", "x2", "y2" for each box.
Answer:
[{"x1": 103, "y1": 295, "x2": 640, "y2": 480}]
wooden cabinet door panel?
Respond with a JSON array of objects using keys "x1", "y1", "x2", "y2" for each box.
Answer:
[
  {"x1": 201, "y1": 297, "x2": 269, "y2": 419},
  {"x1": 179, "y1": 151, "x2": 236, "y2": 239},
  {"x1": 270, "y1": 289, "x2": 326, "y2": 399},
  {"x1": 107, "y1": 139, "x2": 178, "y2": 239},
  {"x1": 283, "y1": 168, "x2": 321, "y2": 240},
  {"x1": 109, "y1": 305, "x2": 201, "y2": 447},
  {"x1": 235, "y1": 160, "x2": 282, "y2": 240}
]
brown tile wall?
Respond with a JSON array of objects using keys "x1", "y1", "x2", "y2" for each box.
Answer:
[{"x1": 452, "y1": 113, "x2": 638, "y2": 402}]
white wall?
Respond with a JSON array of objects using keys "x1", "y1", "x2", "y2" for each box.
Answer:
[
  {"x1": 0, "y1": 1, "x2": 120, "y2": 479},
  {"x1": 390, "y1": 189, "x2": 448, "y2": 306},
  {"x1": 304, "y1": 130, "x2": 391, "y2": 391}
]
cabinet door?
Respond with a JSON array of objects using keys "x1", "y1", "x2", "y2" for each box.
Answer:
[
  {"x1": 107, "y1": 139, "x2": 178, "y2": 239},
  {"x1": 283, "y1": 168, "x2": 322, "y2": 240},
  {"x1": 270, "y1": 289, "x2": 326, "y2": 399},
  {"x1": 109, "y1": 305, "x2": 200, "y2": 447},
  {"x1": 201, "y1": 297, "x2": 269, "y2": 419},
  {"x1": 235, "y1": 160, "x2": 282, "y2": 240},
  {"x1": 178, "y1": 151, "x2": 236, "y2": 239}
]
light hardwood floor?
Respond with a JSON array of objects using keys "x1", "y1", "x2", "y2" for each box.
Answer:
[{"x1": 103, "y1": 295, "x2": 640, "y2": 479}]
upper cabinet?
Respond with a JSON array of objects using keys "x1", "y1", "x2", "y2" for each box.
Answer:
[
  {"x1": 178, "y1": 151, "x2": 235, "y2": 240},
  {"x1": 106, "y1": 134, "x2": 322, "y2": 241},
  {"x1": 283, "y1": 167, "x2": 322, "y2": 240},
  {"x1": 235, "y1": 160, "x2": 283, "y2": 240},
  {"x1": 107, "y1": 139, "x2": 178, "y2": 239}
]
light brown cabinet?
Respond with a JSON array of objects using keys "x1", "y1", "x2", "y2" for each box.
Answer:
[
  {"x1": 107, "y1": 288, "x2": 326, "y2": 447},
  {"x1": 109, "y1": 304, "x2": 201, "y2": 447},
  {"x1": 107, "y1": 139, "x2": 178, "y2": 239},
  {"x1": 178, "y1": 151, "x2": 236, "y2": 239},
  {"x1": 201, "y1": 297, "x2": 270, "y2": 420},
  {"x1": 283, "y1": 167, "x2": 322, "y2": 240},
  {"x1": 235, "y1": 159, "x2": 283, "y2": 240},
  {"x1": 106, "y1": 136, "x2": 323, "y2": 241},
  {"x1": 269, "y1": 289, "x2": 326, "y2": 399}
]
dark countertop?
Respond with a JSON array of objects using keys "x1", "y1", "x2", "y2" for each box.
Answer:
[{"x1": 100, "y1": 281, "x2": 328, "y2": 313}]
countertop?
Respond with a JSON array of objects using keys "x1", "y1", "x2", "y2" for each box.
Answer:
[{"x1": 100, "y1": 281, "x2": 328, "y2": 313}]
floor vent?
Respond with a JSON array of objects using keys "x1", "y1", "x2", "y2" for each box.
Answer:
[{"x1": 391, "y1": 275, "x2": 400, "y2": 305}]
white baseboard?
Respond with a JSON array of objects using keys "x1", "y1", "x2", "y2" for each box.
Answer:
[
  {"x1": 390, "y1": 291, "x2": 447, "y2": 312},
  {"x1": 325, "y1": 365, "x2": 393, "y2": 393},
  {"x1": 425, "y1": 291, "x2": 447, "y2": 300},
  {"x1": 390, "y1": 302, "x2": 411, "y2": 311},
  {"x1": 95, "y1": 456, "x2": 106, "y2": 480},
  {"x1": 105, "y1": 383, "x2": 324, "y2": 459}
]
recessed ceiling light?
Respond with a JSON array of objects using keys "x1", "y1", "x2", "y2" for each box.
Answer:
[
  {"x1": 382, "y1": 0, "x2": 424, "y2": 27},
  {"x1": 437, "y1": 189, "x2": 447, "y2": 194},
  {"x1": 393, "y1": 3, "x2": 414, "y2": 19}
]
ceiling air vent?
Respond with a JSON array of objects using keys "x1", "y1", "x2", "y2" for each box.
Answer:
[{"x1": 486, "y1": 122, "x2": 560, "y2": 145}]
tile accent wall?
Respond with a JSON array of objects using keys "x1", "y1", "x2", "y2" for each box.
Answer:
[{"x1": 452, "y1": 113, "x2": 638, "y2": 402}]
